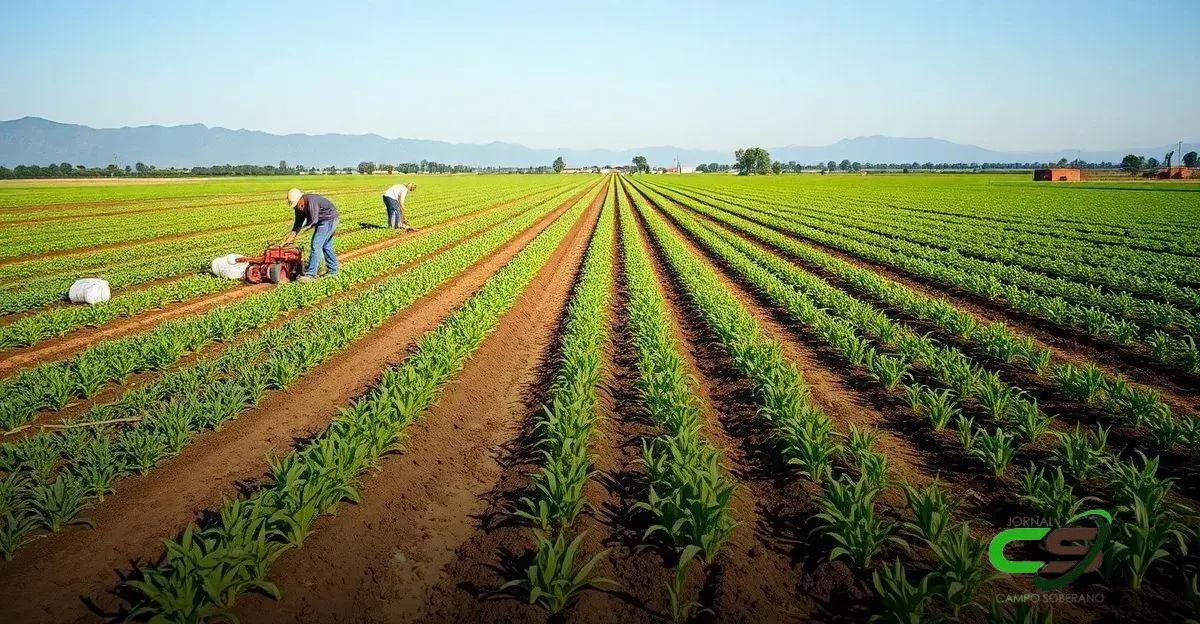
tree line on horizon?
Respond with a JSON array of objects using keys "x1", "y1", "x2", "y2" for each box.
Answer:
[{"x1": 3, "y1": 149, "x2": 1196, "y2": 180}]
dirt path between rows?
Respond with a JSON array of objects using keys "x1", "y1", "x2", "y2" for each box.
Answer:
[
  {"x1": 560, "y1": 205, "x2": 676, "y2": 624},
  {"x1": 624, "y1": 187, "x2": 830, "y2": 622},
  {"x1": 0, "y1": 196, "x2": 526, "y2": 377},
  {"x1": 230, "y1": 183, "x2": 605, "y2": 624},
  {"x1": 0, "y1": 185, "x2": 598, "y2": 624}
]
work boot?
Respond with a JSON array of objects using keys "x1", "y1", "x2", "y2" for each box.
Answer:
[{"x1": 296, "y1": 275, "x2": 316, "y2": 283}]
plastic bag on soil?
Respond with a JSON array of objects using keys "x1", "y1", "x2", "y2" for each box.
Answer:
[
  {"x1": 68, "y1": 278, "x2": 111, "y2": 305},
  {"x1": 211, "y1": 253, "x2": 248, "y2": 280}
]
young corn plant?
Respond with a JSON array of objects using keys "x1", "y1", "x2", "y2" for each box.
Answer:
[
  {"x1": 976, "y1": 375, "x2": 1017, "y2": 422},
  {"x1": 956, "y1": 416, "x2": 978, "y2": 453},
  {"x1": 1054, "y1": 425, "x2": 1109, "y2": 479},
  {"x1": 930, "y1": 523, "x2": 991, "y2": 617},
  {"x1": 781, "y1": 407, "x2": 838, "y2": 484},
  {"x1": 970, "y1": 427, "x2": 1017, "y2": 477},
  {"x1": 900, "y1": 481, "x2": 957, "y2": 545},
  {"x1": 665, "y1": 545, "x2": 711, "y2": 624},
  {"x1": 918, "y1": 387, "x2": 960, "y2": 431},
  {"x1": 501, "y1": 531, "x2": 611, "y2": 615},
  {"x1": 815, "y1": 474, "x2": 905, "y2": 571},
  {"x1": 870, "y1": 558, "x2": 936, "y2": 624},
  {"x1": 1010, "y1": 400, "x2": 1051, "y2": 442},
  {"x1": 1106, "y1": 495, "x2": 1190, "y2": 591},
  {"x1": 1104, "y1": 453, "x2": 1192, "y2": 590},
  {"x1": 869, "y1": 354, "x2": 910, "y2": 392},
  {"x1": 1019, "y1": 465, "x2": 1095, "y2": 526},
  {"x1": 29, "y1": 473, "x2": 93, "y2": 532},
  {"x1": 0, "y1": 511, "x2": 37, "y2": 560}
]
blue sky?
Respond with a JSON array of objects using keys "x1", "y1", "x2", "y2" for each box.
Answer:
[{"x1": 1, "y1": 0, "x2": 1196, "y2": 151}]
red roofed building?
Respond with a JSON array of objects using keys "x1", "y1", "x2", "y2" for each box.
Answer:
[{"x1": 1033, "y1": 168, "x2": 1081, "y2": 181}]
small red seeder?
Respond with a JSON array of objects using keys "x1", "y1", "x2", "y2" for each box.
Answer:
[{"x1": 236, "y1": 244, "x2": 304, "y2": 284}]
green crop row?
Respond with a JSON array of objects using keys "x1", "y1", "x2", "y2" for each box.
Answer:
[
  {"x1": 0, "y1": 180, "x2": 595, "y2": 558},
  {"x1": 0, "y1": 183, "x2": 569, "y2": 347},
  {"x1": 0, "y1": 181, "x2": 592, "y2": 432},
  {"x1": 0, "y1": 274, "x2": 229, "y2": 349},
  {"x1": 504, "y1": 178, "x2": 615, "y2": 614},
  {"x1": 0, "y1": 186, "x2": 408, "y2": 261},
  {"x1": 615, "y1": 179, "x2": 736, "y2": 621},
  {"x1": 645, "y1": 182, "x2": 1200, "y2": 374},
  {"x1": 0, "y1": 181, "x2": 569, "y2": 315},
  {"x1": 661, "y1": 174, "x2": 1198, "y2": 258},
  {"x1": 119, "y1": 182, "x2": 597, "y2": 624},
  {"x1": 629, "y1": 179, "x2": 1194, "y2": 597},
  {"x1": 625, "y1": 180, "x2": 1019, "y2": 622},
  {"x1": 646, "y1": 183, "x2": 1200, "y2": 456},
  {"x1": 682, "y1": 182, "x2": 1199, "y2": 301}
]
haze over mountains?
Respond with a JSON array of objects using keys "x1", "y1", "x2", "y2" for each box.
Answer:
[{"x1": 0, "y1": 117, "x2": 1192, "y2": 169}]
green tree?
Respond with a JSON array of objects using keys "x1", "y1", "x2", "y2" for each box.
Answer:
[
  {"x1": 1184, "y1": 151, "x2": 1198, "y2": 168},
  {"x1": 1121, "y1": 154, "x2": 1144, "y2": 175},
  {"x1": 827, "y1": 160, "x2": 837, "y2": 171},
  {"x1": 734, "y1": 147, "x2": 772, "y2": 175},
  {"x1": 839, "y1": 159, "x2": 852, "y2": 171},
  {"x1": 1164, "y1": 150, "x2": 1175, "y2": 168},
  {"x1": 553, "y1": 156, "x2": 565, "y2": 173},
  {"x1": 357, "y1": 161, "x2": 376, "y2": 174},
  {"x1": 632, "y1": 155, "x2": 649, "y2": 174},
  {"x1": 1146, "y1": 157, "x2": 1160, "y2": 170}
]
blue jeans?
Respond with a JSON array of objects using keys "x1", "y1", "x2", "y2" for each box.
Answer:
[
  {"x1": 306, "y1": 219, "x2": 338, "y2": 276},
  {"x1": 382, "y1": 195, "x2": 402, "y2": 228}
]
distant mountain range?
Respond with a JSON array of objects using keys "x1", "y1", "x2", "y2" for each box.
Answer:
[{"x1": 0, "y1": 117, "x2": 1193, "y2": 169}]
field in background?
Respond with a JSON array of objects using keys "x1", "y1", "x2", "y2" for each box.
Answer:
[{"x1": 0, "y1": 173, "x2": 1197, "y2": 623}]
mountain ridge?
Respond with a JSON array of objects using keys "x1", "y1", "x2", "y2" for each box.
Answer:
[{"x1": 1, "y1": 117, "x2": 1193, "y2": 169}]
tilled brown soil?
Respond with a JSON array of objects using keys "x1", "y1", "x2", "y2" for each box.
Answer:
[
  {"x1": 230, "y1": 183, "x2": 606, "y2": 624},
  {"x1": 630, "y1": 200, "x2": 835, "y2": 623},
  {"x1": 0, "y1": 186, "x2": 596, "y2": 624}
]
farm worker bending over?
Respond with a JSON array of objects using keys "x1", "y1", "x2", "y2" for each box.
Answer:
[
  {"x1": 382, "y1": 182, "x2": 416, "y2": 231},
  {"x1": 281, "y1": 188, "x2": 340, "y2": 281}
]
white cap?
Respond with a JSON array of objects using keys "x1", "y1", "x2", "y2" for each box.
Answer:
[{"x1": 287, "y1": 188, "x2": 303, "y2": 208}]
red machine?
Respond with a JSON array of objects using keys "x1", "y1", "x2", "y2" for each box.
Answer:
[{"x1": 236, "y1": 244, "x2": 304, "y2": 284}]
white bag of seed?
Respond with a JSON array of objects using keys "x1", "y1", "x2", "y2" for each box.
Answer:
[
  {"x1": 211, "y1": 253, "x2": 248, "y2": 280},
  {"x1": 68, "y1": 278, "x2": 111, "y2": 305}
]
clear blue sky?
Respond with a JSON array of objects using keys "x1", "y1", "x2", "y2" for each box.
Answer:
[{"x1": 1, "y1": 0, "x2": 1196, "y2": 151}]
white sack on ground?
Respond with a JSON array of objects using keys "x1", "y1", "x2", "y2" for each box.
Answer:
[
  {"x1": 211, "y1": 253, "x2": 248, "y2": 280},
  {"x1": 68, "y1": 278, "x2": 111, "y2": 305}
]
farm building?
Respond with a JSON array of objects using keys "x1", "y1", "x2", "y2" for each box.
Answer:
[
  {"x1": 1159, "y1": 167, "x2": 1198, "y2": 179},
  {"x1": 1033, "y1": 168, "x2": 1081, "y2": 181}
]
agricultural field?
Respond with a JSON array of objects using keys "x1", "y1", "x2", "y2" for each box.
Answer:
[{"x1": 0, "y1": 172, "x2": 1197, "y2": 623}]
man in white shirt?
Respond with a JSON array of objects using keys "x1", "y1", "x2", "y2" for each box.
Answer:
[{"x1": 382, "y1": 182, "x2": 416, "y2": 230}]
